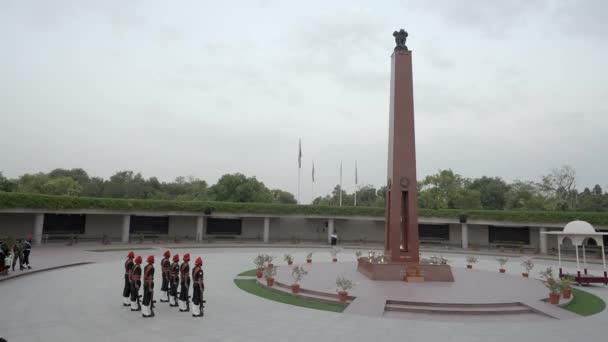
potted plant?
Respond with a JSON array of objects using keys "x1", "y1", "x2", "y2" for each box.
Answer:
[
  {"x1": 264, "y1": 254, "x2": 275, "y2": 268},
  {"x1": 254, "y1": 254, "x2": 265, "y2": 278},
  {"x1": 521, "y1": 259, "x2": 534, "y2": 278},
  {"x1": 355, "y1": 250, "x2": 363, "y2": 260},
  {"x1": 560, "y1": 276, "x2": 574, "y2": 299},
  {"x1": 465, "y1": 256, "x2": 478, "y2": 269},
  {"x1": 264, "y1": 266, "x2": 277, "y2": 287},
  {"x1": 540, "y1": 267, "x2": 561, "y2": 304},
  {"x1": 291, "y1": 266, "x2": 308, "y2": 293},
  {"x1": 306, "y1": 252, "x2": 313, "y2": 264},
  {"x1": 496, "y1": 257, "x2": 509, "y2": 273},
  {"x1": 336, "y1": 276, "x2": 355, "y2": 302},
  {"x1": 330, "y1": 247, "x2": 341, "y2": 262},
  {"x1": 284, "y1": 254, "x2": 294, "y2": 266}
]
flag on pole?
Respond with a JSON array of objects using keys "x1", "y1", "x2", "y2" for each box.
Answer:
[
  {"x1": 298, "y1": 139, "x2": 302, "y2": 169},
  {"x1": 312, "y1": 161, "x2": 315, "y2": 182}
]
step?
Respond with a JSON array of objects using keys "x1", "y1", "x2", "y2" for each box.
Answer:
[
  {"x1": 385, "y1": 300, "x2": 524, "y2": 309},
  {"x1": 384, "y1": 304, "x2": 534, "y2": 315}
]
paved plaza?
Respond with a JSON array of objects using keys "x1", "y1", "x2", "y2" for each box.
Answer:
[{"x1": 1, "y1": 245, "x2": 607, "y2": 342}]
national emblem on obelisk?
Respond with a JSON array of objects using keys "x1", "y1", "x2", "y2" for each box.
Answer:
[{"x1": 393, "y1": 29, "x2": 408, "y2": 51}]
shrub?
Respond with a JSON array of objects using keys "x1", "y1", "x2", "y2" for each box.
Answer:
[
  {"x1": 291, "y1": 266, "x2": 308, "y2": 284},
  {"x1": 336, "y1": 276, "x2": 355, "y2": 292}
]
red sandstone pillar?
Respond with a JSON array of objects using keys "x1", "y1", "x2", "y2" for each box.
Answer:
[{"x1": 384, "y1": 36, "x2": 419, "y2": 263}]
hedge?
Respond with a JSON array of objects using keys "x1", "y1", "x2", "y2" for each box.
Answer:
[{"x1": 1, "y1": 192, "x2": 608, "y2": 225}]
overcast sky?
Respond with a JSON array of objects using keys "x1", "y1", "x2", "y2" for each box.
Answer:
[{"x1": 1, "y1": 0, "x2": 607, "y2": 203}]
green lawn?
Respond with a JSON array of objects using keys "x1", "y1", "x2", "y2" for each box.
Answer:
[
  {"x1": 234, "y1": 279, "x2": 347, "y2": 313},
  {"x1": 87, "y1": 247, "x2": 155, "y2": 252},
  {"x1": 563, "y1": 287, "x2": 606, "y2": 316},
  {"x1": 237, "y1": 269, "x2": 258, "y2": 277}
]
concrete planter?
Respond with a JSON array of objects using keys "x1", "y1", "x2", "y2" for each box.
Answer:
[
  {"x1": 291, "y1": 284, "x2": 300, "y2": 293},
  {"x1": 549, "y1": 293, "x2": 560, "y2": 304},
  {"x1": 563, "y1": 289, "x2": 572, "y2": 299},
  {"x1": 256, "y1": 268, "x2": 263, "y2": 278},
  {"x1": 338, "y1": 291, "x2": 348, "y2": 302},
  {"x1": 266, "y1": 278, "x2": 274, "y2": 287}
]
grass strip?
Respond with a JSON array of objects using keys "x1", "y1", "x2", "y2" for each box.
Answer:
[
  {"x1": 563, "y1": 287, "x2": 606, "y2": 316},
  {"x1": 234, "y1": 278, "x2": 347, "y2": 313},
  {"x1": 237, "y1": 269, "x2": 258, "y2": 277}
]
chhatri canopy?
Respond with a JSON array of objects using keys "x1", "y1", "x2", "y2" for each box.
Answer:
[{"x1": 542, "y1": 220, "x2": 608, "y2": 271}]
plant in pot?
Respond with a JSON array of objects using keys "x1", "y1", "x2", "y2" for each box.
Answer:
[
  {"x1": 264, "y1": 254, "x2": 275, "y2": 268},
  {"x1": 291, "y1": 266, "x2": 308, "y2": 293},
  {"x1": 284, "y1": 254, "x2": 294, "y2": 266},
  {"x1": 336, "y1": 276, "x2": 355, "y2": 302},
  {"x1": 264, "y1": 266, "x2": 277, "y2": 287},
  {"x1": 355, "y1": 250, "x2": 363, "y2": 261},
  {"x1": 496, "y1": 257, "x2": 509, "y2": 273},
  {"x1": 306, "y1": 252, "x2": 313, "y2": 264},
  {"x1": 465, "y1": 256, "x2": 478, "y2": 269},
  {"x1": 560, "y1": 276, "x2": 574, "y2": 299},
  {"x1": 330, "y1": 247, "x2": 341, "y2": 262},
  {"x1": 540, "y1": 267, "x2": 561, "y2": 304},
  {"x1": 521, "y1": 259, "x2": 534, "y2": 278},
  {"x1": 254, "y1": 254, "x2": 265, "y2": 278}
]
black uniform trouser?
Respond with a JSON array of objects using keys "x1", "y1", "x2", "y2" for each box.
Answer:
[
  {"x1": 130, "y1": 281, "x2": 141, "y2": 303},
  {"x1": 12, "y1": 252, "x2": 23, "y2": 270},
  {"x1": 143, "y1": 282, "x2": 154, "y2": 306},
  {"x1": 192, "y1": 284, "x2": 204, "y2": 306},
  {"x1": 23, "y1": 250, "x2": 31, "y2": 265},
  {"x1": 123, "y1": 274, "x2": 131, "y2": 298},
  {"x1": 169, "y1": 277, "x2": 178, "y2": 298},
  {"x1": 179, "y1": 279, "x2": 190, "y2": 302},
  {"x1": 161, "y1": 273, "x2": 169, "y2": 292}
]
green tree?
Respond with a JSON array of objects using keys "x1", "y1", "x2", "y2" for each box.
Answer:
[
  {"x1": 209, "y1": 173, "x2": 273, "y2": 203},
  {"x1": 504, "y1": 180, "x2": 548, "y2": 210},
  {"x1": 0, "y1": 172, "x2": 16, "y2": 192},
  {"x1": 271, "y1": 189, "x2": 297, "y2": 204},
  {"x1": 468, "y1": 176, "x2": 510, "y2": 210},
  {"x1": 41, "y1": 177, "x2": 83, "y2": 196},
  {"x1": 539, "y1": 165, "x2": 577, "y2": 210},
  {"x1": 48, "y1": 168, "x2": 90, "y2": 185},
  {"x1": 16, "y1": 173, "x2": 49, "y2": 193}
]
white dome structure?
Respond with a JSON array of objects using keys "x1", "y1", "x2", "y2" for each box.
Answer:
[{"x1": 563, "y1": 220, "x2": 596, "y2": 235}]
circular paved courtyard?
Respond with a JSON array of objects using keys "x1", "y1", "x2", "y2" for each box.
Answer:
[{"x1": 1, "y1": 245, "x2": 607, "y2": 342}]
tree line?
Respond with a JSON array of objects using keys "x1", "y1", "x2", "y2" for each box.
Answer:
[
  {"x1": 1, "y1": 165, "x2": 607, "y2": 212},
  {"x1": 0, "y1": 169, "x2": 297, "y2": 204},
  {"x1": 312, "y1": 166, "x2": 608, "y2": 212}
]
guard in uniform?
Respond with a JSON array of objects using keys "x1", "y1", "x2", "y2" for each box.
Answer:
[
  {"x1": 169, "y1": 254, "x2": 180, "y2": 307},
  {"x1": 160, "y1": 250, "x2": 171, "y2": 302},
  {"x1": 130, "y1": 256, "x2": 142, "y2": 311},
  {"x1": 142, "y1": 255, "x2": 155, "y2": 318},
  {"x1": 191, "y1": 257, "x2": 205, "y2": 317},
  {"x1": 122, "y1": 251, "x2": 135, "y2": 306},
  {"x1": 178, "y1": 253, "x2": 191, "y2": 312}
]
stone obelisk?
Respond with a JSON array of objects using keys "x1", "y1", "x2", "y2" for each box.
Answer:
[{"x1": 384, "y1": 29, "x2": 420, "y2": 265}]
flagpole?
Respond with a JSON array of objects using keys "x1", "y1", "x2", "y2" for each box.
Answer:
[
  {"x1": 311, "y1": 161, "x2": 315, "y2": 204},
  {"x1": 298, "y1": 139, "x2": 302, "y2": 204},
  {"x1": 339, "y1": 161, "x2": 342, "y2": 207},
  {"x1": 354, "y1": 161, "x2": 357, "y2": 207}
]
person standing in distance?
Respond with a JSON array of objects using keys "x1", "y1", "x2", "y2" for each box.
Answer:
[
  {"x1": 178, "y1": 253, "x2": 191, "y2": 312},
  {"x1": 191, "y1": 257, "x2": 205, "y2": 317},
  {"x1": 169, "y1": 253, "x2": 180, "y2": 307},
  {"x1": 122, "y1": 251, "x2": 135, "y2": 306},
  {"x1": 130, "y1": 256, "x2": 143, "y2": 311},
  {"x1": 22, "y1": 238, "x2": 32, "y2": 269},
  {"x1": 159, "y1": 250, "x2": 171, "y2": 303},
  {"x1": 142, "y1": 255, "x2": 155, "y2": 318}
]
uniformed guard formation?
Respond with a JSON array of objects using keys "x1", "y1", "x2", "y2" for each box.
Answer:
[{"x1": 122, "y1": 250, "x2": 205, "y2": 318}]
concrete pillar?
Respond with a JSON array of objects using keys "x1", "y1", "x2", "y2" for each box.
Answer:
[
  {"x1": 539, "y1": 227, "x2": 547, "y2": 254},
  {"x1": 263, "y1": 217, "x2": 270, "y2": 243},
  {"x1": 461, "y1": 222, "x2": 468, "y2": 249},
  {"x1": 196, "y1": 216, "x2": 205, "y2": 241},
  {"x1": 327, "y1": 219, "x2": 335, "y2": 244},
  {"x1": 121, "y1": 215, "x2": 130, "y2": 243},
  {"x1": 33, "y1": 213, "x2": 44, "y2": 245}
]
